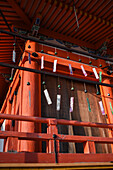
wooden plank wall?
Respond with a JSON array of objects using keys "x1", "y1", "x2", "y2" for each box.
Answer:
[{"x1": 41, "y1": 75, "x2": 112, "y2": 153}]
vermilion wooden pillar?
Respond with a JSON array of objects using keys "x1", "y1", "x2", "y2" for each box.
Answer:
[
  {"x1": 5, "y1": 100, "x2": 12, "y2": 131},
  {"x1": 19, "y1": 42, "x2": 41, "y2": 152},
  {"x1": 4, "y1": 100, "x2": 12, "y2": 152},
  {"x1": 100, "y1": 78, "x2": 113, "y2": 152},
  {"x1": 100, "y1": 79, "x2": 113, "y2": 124}
]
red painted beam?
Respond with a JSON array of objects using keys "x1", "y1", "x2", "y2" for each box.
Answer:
[
  {"x1": 0, "y1": 153, "x2": 113, "y2": 163},
  {"x1": 57, "y1": 134, "x2": 113, "y2": 144},
  {"x1": 0, "y1": 152, "x2": 55, "y2": 163},
  {"x1": 0, "y1": 113, "x2": 113, "y2": 129},
  {"x1": 58, "y1": 153, "x2": 113, "y2": 163},
  {"x1": 0, "y1": 130, "x2": 52, "y2": 141}
]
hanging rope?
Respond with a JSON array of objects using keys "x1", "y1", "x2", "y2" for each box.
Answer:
[
  {"x1": 84, "y1": 83, "x2": 91, "y2": 112},
  {"x1": 73, "y1": 0, "x2": 79, "y2": 32},
  {"x1": 56, "y1": 77, "x2": 61, "y2": 112}
]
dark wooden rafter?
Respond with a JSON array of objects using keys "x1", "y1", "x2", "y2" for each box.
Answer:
[
  {"x1": 73, "y1": 16, "x2": 95, "y2": 38},
  {"x1": 91, "y1": 26, "x2": 113, "y2": 43},
  {"x1": 38, "y1": 0, "x2": 113, "y2": 35},
  {"x1": 81, "y1": 20, "x2": 108, "y2": 41},
  {"x1": 30, "y1": 0, "x2": 112, "y2": 52},
  {"x1": 71, "y1": 16, "x2": 91, "y2": 37},
  {"x1": 86, "y1": 27, "x2": 110, "y2": 43},
  {"x1": 78, "y1": 0, "x2": 91, "y2": 10},
  {"x1": 0, "y1": 0, "x2": 112, "y2": 51},
  {"x1": 30, "y1": 0, "x2": 45, "y2": 28},
  {"x1": 0, "y1": 16, "x2": 23, "y2": 21},
  {"x1": 65, "y1": 13, "x2": 86, "y2": 36},
  {"x1": 20, "y1": 0, "x2": 27, "y2": 10},
  {"x1": 88, "y1": 0, "x2": 104, "y2": 14},
  {"x1": 7, "y1": 0, "x2": 31, "y2": 27},
  {"x1": 48, "y1": 0, "x2": 113, "y2": 28},
  {"x1": 96, "y1": 1, "x2": 113, "y2": 18},
  {"x1": 75, "y1": 0, "x2": 86, "y2": 8},
  {"x1": 105, "y1": 9, "x2": 113, "y2": 21},
  {"x1": 50, "y1": 5, "x2": 63, "y2": 26},
  {"x1": 1, "y1": 11, "x2": 18, "y2": 17},
  {"x1": 41, "y1": 1, "x2": 58, "y2": 27},
  {"x1": 48, "y1": 6, "x2": 68, "y2": 30},
  {"x1": 24, "y1": 0, "x2": 34, "y2": 14},
  {"x1": 60, "y1": 12, "x2": 81, "y2": 34},
  {"x1": 56, "y1": 11, "x2": 74, "y2": 33},
  {"x1": 98, "y1": 2, "x2": 113, "y2": 18},
  {"x1": 42, "y1": 2, "x2": 62, "y2": 28},
  {"x1": 29, "y1": 0, "x2": 41, "y2": 18},
  {"x1": 41, "y1": 1, "x2": 52, "y2": 22},
  {"x1": 53, "y1": 8, "x2": 72, "y2": 32},
  {"x1": 81, "y1": 0, "x2": 98, "y2": 11}
]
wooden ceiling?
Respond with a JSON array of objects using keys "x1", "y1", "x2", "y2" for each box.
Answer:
[{"x1": 0, "y1": 0, "x2": 113, "y2": 106}]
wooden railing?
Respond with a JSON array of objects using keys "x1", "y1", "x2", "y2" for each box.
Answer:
[{"x1": 0, "y1": 113, "x2": 113, "y2": 163}]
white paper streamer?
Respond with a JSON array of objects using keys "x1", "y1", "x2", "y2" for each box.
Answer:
[
  {"x1": 99, "y1": 101, "x2": 105, "y2": 115},
  {"x1": 56, "y1": 94, "x2": 61, "y2": 111},
  {"x1": 0, "y1": 120, "x2": 5, "y2": 152},
  {"x1": 70, "y1": 97, "x2": 74, "y2": 112},
  {"x1": 11, "y1": 68, "x2": 14, "y2": 77},
  {"x1": 81, "y1": 65, "x2": 87, "y2": 77},
  {"x1": 12, "y1": 50, "x2": 16, "y2": 62},
  {"x1": 69, "y1": 64, "x2": 73, "y2": 75},
  {"x1": 53, "y1": 60, "x2": 57, "y2": 72},
  {"x1": 44, "y1": 89, "x2": 52, "y2": 105},
  {"x1": 93, "y1": 68, "x2": 99, "y2": 79},
  {"x1": 41, "y1": 56, "x2": 44, "y2": 69}
]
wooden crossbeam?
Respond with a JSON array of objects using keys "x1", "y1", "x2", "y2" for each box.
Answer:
[
  {"x1": 0, "y1": 131, "x2": 113, "y2": 144},
  {"x1": 0, "y1": 131, "x2": 51, "y2": 141},
  {"x1": 38, "y1": 27, "x2": 95, "y2": 49},
  {"x1": 57, "y1": 134, "x2": 113, "y2": 143}
]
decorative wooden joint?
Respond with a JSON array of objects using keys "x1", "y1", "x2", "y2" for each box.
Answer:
[
  {"x1": 48, "y1": 119, "x2": 57, "y2": 126},
  {"x1": 47, "y1": 119, "x2": 59, "y2": 153}
]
